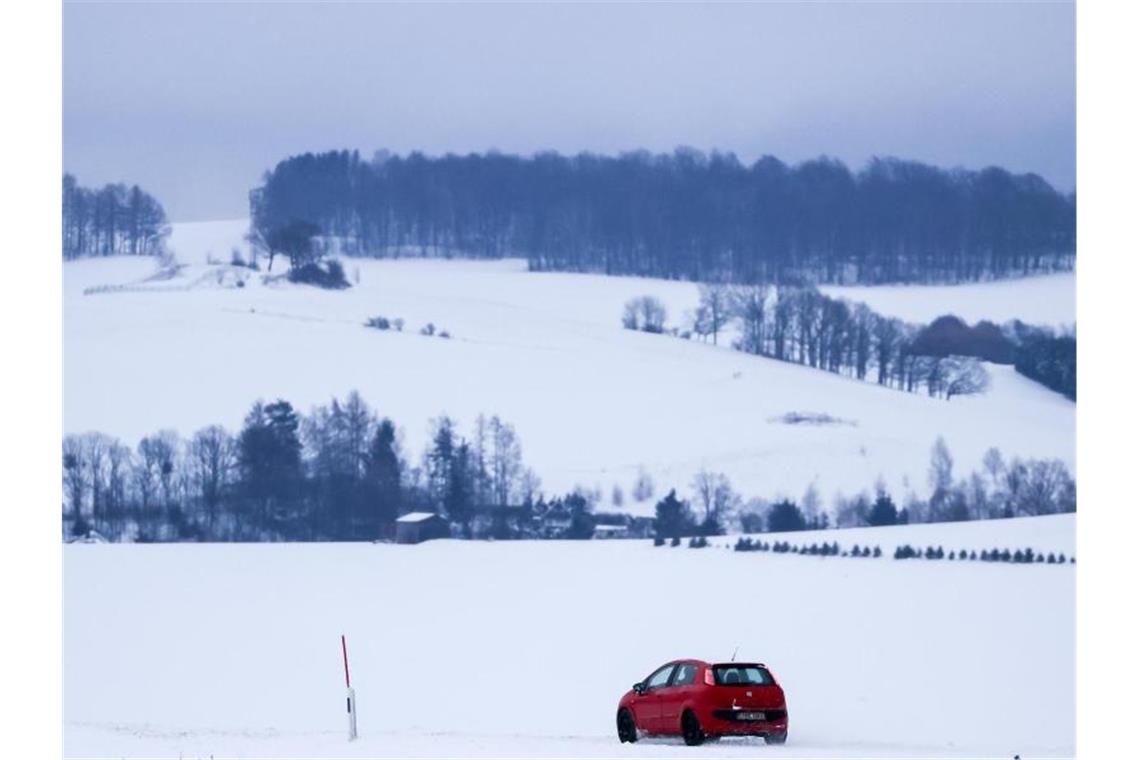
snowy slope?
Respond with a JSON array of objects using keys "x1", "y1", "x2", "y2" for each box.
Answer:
[
  {"x1": 820, "y1": 273, "x2": 1075, "y2": 329},
  {"x1": 63, "y1": 220, "x2": 1075, "y2": 513},
  {"x1": 64, "y1": 515, "x2": 1075, "y2": 758}
]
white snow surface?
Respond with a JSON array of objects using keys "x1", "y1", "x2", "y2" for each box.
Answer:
[
  {"x1": 820, "y1": 273, "x2": 1075, "y2": 330},
  {"x1": 65, "y1": 514, "x2": 1075, "y2": 758},
  {"x1": 64, "y1": 221, "x2": 1075, "y2": 514}
]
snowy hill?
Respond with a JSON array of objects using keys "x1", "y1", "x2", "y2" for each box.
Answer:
[
  {"x1": 821, "y1": 272, "x2": 1075, "y2": 329},
  {"x1": 64, "y1": 514, "x2": 1075, "y2": 758},
  {"x1": 63, "y1": 220, "x2": 1075, "y2": 513}
]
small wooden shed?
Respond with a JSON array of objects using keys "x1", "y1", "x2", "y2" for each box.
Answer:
[{"x1": 395, "y1": 512, "x2": 450, "y2": 544}]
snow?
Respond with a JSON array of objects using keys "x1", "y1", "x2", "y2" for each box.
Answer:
[
  {"x1": 820, "y1": 273, "x2": 1076, "y2": 330},
  {"x1": 396, "y1": 512, "x2": 441, "y2": 524},
  {"x1": 63, "y1": 220, "x2": 1075, "y2": 515},
  {"x1": 167, "y1": 217, "x2": 253, "y2": 266},
  {"x1": 64, "y1": 514, "x2": 1075, "y2": 758}
]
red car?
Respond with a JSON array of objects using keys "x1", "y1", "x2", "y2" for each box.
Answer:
[{"x1": 616, "y1": 659, "x2": 788, "y2": 746}]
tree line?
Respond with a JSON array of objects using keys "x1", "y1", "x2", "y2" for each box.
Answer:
[
  {"x1": 62, "y1": 399, "x2": 1073, "y2": 544},
  {"x1": 251, "y1": 148, "x2": 1074, "y2": 285},
  {"x1": 651, "y1": 438, "x2": 1074, "y2": 540},
  {"x1": 61, "y1": 392, "x2": 539, "y2": 542},
  {"x1": 624, "y1": 285, "x2": 1075, "y2": 400},
  {"x1": 62, "y1": 174, "x2": 170, "y2": 260}
]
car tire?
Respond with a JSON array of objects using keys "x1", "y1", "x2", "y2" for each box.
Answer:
[
  {"x1": 681, "y1": 710, "x2": 705, "y2": 746},
  {"x1": 765, "y1": 731, "x2": 788, "y2": 745},
  {"x1": 617, "y1": 708, "x2": 638, "y2": 743}
]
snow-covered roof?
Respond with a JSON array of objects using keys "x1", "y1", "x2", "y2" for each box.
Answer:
[{"x1": 396, "y1": 512, "x2": 442, "y2": 523}]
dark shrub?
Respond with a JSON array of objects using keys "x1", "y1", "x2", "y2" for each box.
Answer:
[
  {"x1": 366, "y1": 316, "x2": 391, "y2": 330},
  {"x1": 289, "y1": 260, "x2": 350, "y2": 289}
]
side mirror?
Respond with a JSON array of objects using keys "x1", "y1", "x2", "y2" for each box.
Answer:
[{"x1": 633, "y1": 682, "x2": 645, "y2": 695}]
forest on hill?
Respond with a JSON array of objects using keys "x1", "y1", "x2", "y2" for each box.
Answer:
[{"x1": 252, "y1": 148, "x2": 1075, "y2": 285}]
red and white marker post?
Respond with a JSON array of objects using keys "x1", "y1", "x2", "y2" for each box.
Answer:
[{"x1": 341, "y1": 634, "x2": 358, "y2": 740}]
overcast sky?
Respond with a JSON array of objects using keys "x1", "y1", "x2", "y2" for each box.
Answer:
[{"x1": 64, "y1": 1, "x2": 1075, "y2": 222}]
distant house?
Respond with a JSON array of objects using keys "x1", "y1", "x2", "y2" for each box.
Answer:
[
  {"x1": 628, "y1": 516, "x2": 655, "y2": 539},
  {"x1": 395, "y1": 512, "x2": 450, "y2": 544},
  {"x1": 592, "y1": 523, "x2": 629, "y2": 539},
  {"x1": 540, "y1": 507, "x2": 573, "y2": 538},
  {"x1": 591, "y1": 514, "x2": 653, "y2": 539}
]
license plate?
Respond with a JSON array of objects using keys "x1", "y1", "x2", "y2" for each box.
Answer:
[{"x1": 738, "y1": 711, "x2": 765, "y2": 721}]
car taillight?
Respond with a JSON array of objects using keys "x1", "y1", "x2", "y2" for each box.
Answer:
[{"x1": 704, "y1": 668, "x2": 716, "y2": 686}]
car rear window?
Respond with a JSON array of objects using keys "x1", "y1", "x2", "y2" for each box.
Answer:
[
  {"x1": 712, "y1": 665, "x2": 773, "y2": 685},
  {"x1": 672, "y1": 663, "x2": 697, "y2": 686}
]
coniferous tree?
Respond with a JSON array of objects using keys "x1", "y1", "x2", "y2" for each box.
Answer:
[
  {"x1": 866, "y1": 492, "x2": 899, "y2": 526},
  {"x1": 766, "y1": 500, "x2": 807, "y2": 532},
  {"x1": 238, "y1": 400, "x2": 304, "y2": 529},
  {"x1": 654, "y1": 489, "x2": 697, "y2": 539}
]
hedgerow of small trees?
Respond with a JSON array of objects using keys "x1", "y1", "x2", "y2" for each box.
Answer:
[
  {"x1": 62, "y1": 174, "x2": 170, "y2": 260},
  {"x1": 622, "y1": 296, "x2": 667, "y2": 333}
]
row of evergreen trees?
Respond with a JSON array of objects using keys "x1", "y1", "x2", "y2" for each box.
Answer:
[
  {"x1": 893, "y1": 545, "x2": 1072, "y2": 563},
  {"x1": 62, "y1": 174, "x2": 170, "y2": 260},
  {"x1": 732, "y1": 537, "x2": 883, "y2": 558},
  {"x1": 252, "y1": 148, "x2": 1075, "y2": 285}
]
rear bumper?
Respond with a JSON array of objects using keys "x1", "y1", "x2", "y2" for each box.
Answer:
[{"x1": 704, "y1": 709, "x2": 788, "y2": 737}]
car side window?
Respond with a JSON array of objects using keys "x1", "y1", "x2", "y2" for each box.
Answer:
[
  {"x1": 672, "y1": 663, "x2": 697, "y2": 686},
  {"x1": 645, "y1": 665, "x2": 675, "y2": 690}
]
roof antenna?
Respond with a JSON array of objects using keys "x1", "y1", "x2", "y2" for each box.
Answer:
[{"x1": 730, "y1": 646, "x2": 739, "y2": 662}]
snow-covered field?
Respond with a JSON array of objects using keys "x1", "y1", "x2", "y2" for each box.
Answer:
[
  {"x1": 821, "y1": 273, "x2": 1075, "y2": 330},
  {"x1": 63, "y1": 220, "x2": 1075, "y2": 512},
  {"x1": 64, "y1": 514, "x2": 1075, "y2": 758}
]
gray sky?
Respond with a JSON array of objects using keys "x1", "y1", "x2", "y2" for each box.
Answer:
[{"x1": 64, "y1": 1, "x2": 1075, "y2": 222}]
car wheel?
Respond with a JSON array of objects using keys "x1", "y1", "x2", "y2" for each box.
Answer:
[
  {"x1": 765, "y1": 731, "x2": 788, "y2": 745},
  {"x1": 681, "y1": 710, "x2": 705, "y2": 746},
  {"x1": 617, "y1": 708, "x2": 638, "y2": 743}
]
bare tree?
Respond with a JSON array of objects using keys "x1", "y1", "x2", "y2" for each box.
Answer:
[
  {"x1": 63, "y1": 436, "x2": 86, "y2": 520},
  {"x1": 190, "y1": 425, "x2": 236, "y2": 528},
  {"x1": 136, "y1": 431, "x2": 179, "y2": 512},
  {"x1": 83, "y1": 433, "x2": 113, "y2": 518},
  {"x1": 927, "y1": 437, "x2": 956, "y2": 520},
  {"x1": 731, "y1": 284, "x2": 769, "y2": 354},
  {"x1": 873, "y1": 316, "x2": 902, "y2": 386},
  {"x1": 621, "y1": 299, "x2": 640, "y2": 330},
  {"x1": 106, "y1": 441, "x2": 132, "y2": 515},
  {"x1": 690, "y1": 469, "x2": 740, "y2": 530},
  {"x1": 794, "y1": 289, "x2": 822, "y2": 366},
  {"x1": 697, "y1": 283, "x2": 732, "y2": 345},
  {"x1": 637, "y1": 296, "x2": 667, "y2": 333},
  {"x1": 1016, "y1": 459, "x2": 1073, "y2": 516},
  {"x1": 631, "y1": 469, "x2": 655, "y2": 502},
  {"x1": 801, "y1": 481, "x2": 822, "y2": 525},
  {"x1": 941, "y1": 356, "x2": 990, "y2": 399},
  {"x1": 772, "y1": 288, "x2": 795, "y2": 360},
  {"x1": 488, "y1": 416, "x2": 523, "y2": 506}
]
